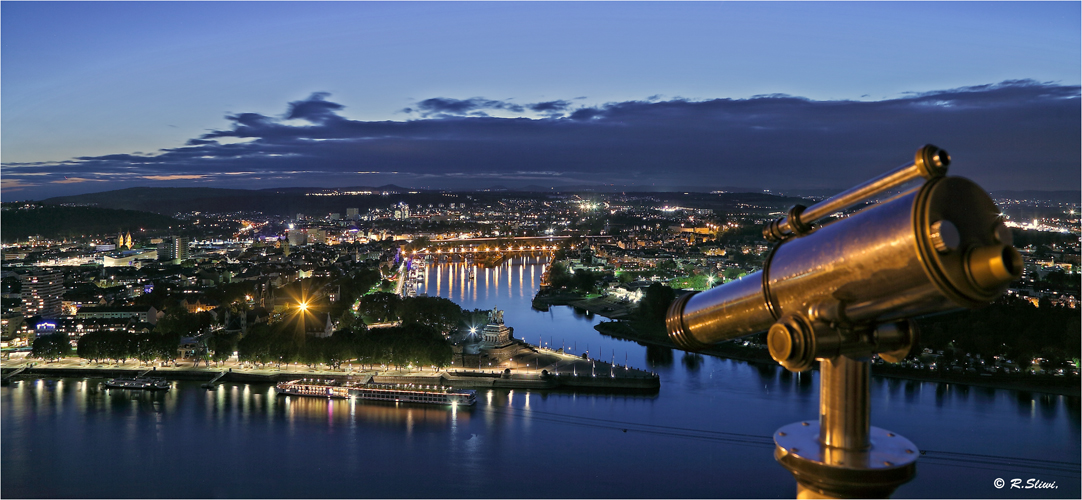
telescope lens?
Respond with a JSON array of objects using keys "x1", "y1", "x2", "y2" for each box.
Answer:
[{"x1": 929, "y1": 220, "x2": 960, "y2": 253}]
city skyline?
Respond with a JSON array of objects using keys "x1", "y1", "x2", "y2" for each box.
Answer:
[{"x1": 2, "y1": 1, "x2": 1080, "y2": 200}]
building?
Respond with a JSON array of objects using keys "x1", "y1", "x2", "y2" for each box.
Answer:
[
  {"x1": 308, "y1": 313, "x2": 335, "y2": 338},
  {"x1": 173, "y1": 237, "x2": 190, "y2": 261},
  {"x1": 20, "y1": 270, "x2": 64, "y2": 319},
  {"x1": 103, "y1": 249, "x2": 159, "y2": 268},
  {"x1": 45, "y1": 316, "x2": 154, "y2": 340},
  {"x1": 288, "y1": 230, "x2": 307, "y2": 246},
  {"x1": 393, "y1": 202, "x2": 410, "y2": 220},
  {"x1": 75, "y1": 305, "x2": 161, "y2": 325},
  {"x1": 116, "y1": 231, "x2": 133, "y2": 250},
  {"x1": 158, "y1": 236, "x2": 190, "y2": 262},
  {"x1": 346, "y1": 208, "x2": 360, "y2": 220},
  {"x1": 180, "y1": 297, "x2": 218, "y2": 314}
]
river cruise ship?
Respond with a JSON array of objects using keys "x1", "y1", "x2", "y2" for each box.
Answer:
[
  {"x1": 275, "y1": 379, "x2": 476, "y2": 406},
  {"x1": 104, "y1": 377, "x2": 171, "y2": 390}
]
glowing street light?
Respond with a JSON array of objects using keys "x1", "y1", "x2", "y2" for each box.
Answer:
[{"x1": 298, "y1": 301, "x2": 309, "y2": 312}]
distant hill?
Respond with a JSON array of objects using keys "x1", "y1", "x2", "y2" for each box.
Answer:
[
  {"x1": 38, "y1": 182, "x2": 894, "y2": 219},
  {"x1": 990, "y1": 190, "x2": 1079, "y2": 204},
  {"x1": 44, "y1": 187, "x2": 261, "y2": 213},
  {"x1": 42, "y1": 186, "x2": 470, "y2": 217},
  {"x1": 1, "y1": 204, "x2": 183, "y2": 242}
]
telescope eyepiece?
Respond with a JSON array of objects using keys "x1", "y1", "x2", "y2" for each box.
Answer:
[{"x1": 966, "y1": 244, "x2": 1023, "y2": 291}]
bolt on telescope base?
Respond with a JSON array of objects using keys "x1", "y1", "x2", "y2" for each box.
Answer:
[{"x1": 774, "y1": 422, "x2": 918, "y2": 499}]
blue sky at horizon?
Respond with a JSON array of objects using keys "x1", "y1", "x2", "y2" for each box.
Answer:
[{"x1": 2, "y1": 1, "x2": 1079, "y2": 200}]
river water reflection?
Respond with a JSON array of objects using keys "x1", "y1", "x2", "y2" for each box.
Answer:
[{"x1": 3, "y1": 256, "x2": 1079, "y2": 498}]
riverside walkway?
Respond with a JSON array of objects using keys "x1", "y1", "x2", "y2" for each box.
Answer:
[{"x1": 0, "y1": 343, "x2": 660, "y2": 392}]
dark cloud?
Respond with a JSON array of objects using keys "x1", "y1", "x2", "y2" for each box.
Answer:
[
  {"x1": 412, "y1": 97, "x2": 525, "y2": 117},
  {"x1": 286, "y1": 92, "x2": 345, "y2": 123},
  {"x1": 3, "y1": 80, "x2": 1079, "y2": 200},
  {"x1": 529, "y1": 100, "x2": 572, "y2": 112}
]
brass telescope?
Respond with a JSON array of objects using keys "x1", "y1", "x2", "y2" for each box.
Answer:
[{"x1": 666, "y1": 145, "x2": 1021, "y2": 498}]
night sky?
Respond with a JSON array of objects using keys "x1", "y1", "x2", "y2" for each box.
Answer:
[{"x1": 3, "y1": 2, "x2": 1079, "y2": 200}]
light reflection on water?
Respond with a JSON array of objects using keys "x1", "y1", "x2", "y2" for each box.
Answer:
[
  {"x1": 2, "y1": 374, "x2": 1078, "y2": 498},
  {"x1": 3, "y1": 256, "x2": 1080, "y2": 498}
]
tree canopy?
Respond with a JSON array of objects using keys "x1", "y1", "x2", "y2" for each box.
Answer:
[{"x1": 32, "y1": 333, "x2": 72, "y2": 361}]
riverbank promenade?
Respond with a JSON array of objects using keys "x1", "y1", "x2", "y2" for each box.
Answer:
[{"x1": 1, "y1": 342, "x2": 660, "y2": 392}]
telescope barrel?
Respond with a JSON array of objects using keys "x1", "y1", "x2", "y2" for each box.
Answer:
[
  {"x1": 668, "y1": 175, "x2": 1021, "y2": 352},
  {"x1": 768, "y1": 145, "x2": 950, "y2": 241}
]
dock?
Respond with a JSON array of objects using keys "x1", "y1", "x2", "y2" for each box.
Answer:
[
  {"x1": 1, "y1": 363, "x2": 30, "y2": 384},
  {"x1": 201, "y1": 370, "x2": 229, "y2": 389}
]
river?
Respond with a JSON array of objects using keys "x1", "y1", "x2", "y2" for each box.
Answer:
[{"x1": 2, "y1": 256, "x2": 1079, "y2": 498}]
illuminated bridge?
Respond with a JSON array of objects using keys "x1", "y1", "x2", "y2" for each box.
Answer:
[{"x1": 402, "y1": 236, "x2": 572, "y2": 259}]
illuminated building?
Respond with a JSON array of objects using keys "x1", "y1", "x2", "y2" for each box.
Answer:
[
  {"x1": 393, "y1": 202, "x2": 410, "y2": 219},
  {"x1": 20, "y1": 270, "x2": 64, "y2": 319},
  {"x1": 158, "y1": 236, "x2": 190, "y2": 262},
  {"x1": 103, "y1": 249, "x2": 158, "y2": 268},
  {"x1": 173, "y1": 237, "x2": 190, "y2": 261},
  {"x1": 75, "y1": 305, "x2": 160, "y2": 325},
  {"x1": 180, "y1": 297, "x2": 217, "y2": 314}
]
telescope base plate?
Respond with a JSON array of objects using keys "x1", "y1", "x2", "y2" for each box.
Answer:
[{"x1": 774, "y1": 421, "x2": 918, "y2": 498}]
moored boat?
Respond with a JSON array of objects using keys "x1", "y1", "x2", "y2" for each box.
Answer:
[
  {"x1": 104, "y1": 377, "x2": 171, "y2": 390},
  {"x1": 275, "y1": 379, "x2": 476, "y2": 406}
]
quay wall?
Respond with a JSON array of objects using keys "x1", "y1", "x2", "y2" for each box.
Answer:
[{"x1": 2, "y1": 365, "x2": 659, "y2": 392}]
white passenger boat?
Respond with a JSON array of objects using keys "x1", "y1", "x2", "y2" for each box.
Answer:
[
  {"x1": 104, "y1": 377, "x2": 171, "y2": 390},
  {"x1": 275, "y1": 379, "x2": 476, "y2": 406}
]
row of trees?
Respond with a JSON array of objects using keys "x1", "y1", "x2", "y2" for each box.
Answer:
[
  {"x1": 77, "y1": 331, "x2": 181, "y2": 364},
  {"x1": 354, "y1": 294, "x2": 463, "y2": 333},
  {"x1": 31, "y1": 334, "x2": 72, "y2": 361},
  {"x1": 917, "y1": 295, "x2": 1081, "y2": 368},
  {"x1": 547, "y1": 262, "x2": 608, "y2": 295},
  {"x1": 236, "y1": 323, "x2": 451, "y2": 370},
  {"x1": 32, "y1": 331, "x2": 182, "y2": 364}
]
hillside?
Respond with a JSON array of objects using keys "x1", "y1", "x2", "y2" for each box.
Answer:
[
  {"x1": 41, "y1": 186, "x2": 462, "y2": 217},
  {"x1": 1, "y1": 204, "x2": 183, "y2": 242}
]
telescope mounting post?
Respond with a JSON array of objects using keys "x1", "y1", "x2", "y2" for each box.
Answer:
[
  {"x1": 766, "y1": 311, "x2": 919, "y2": 497},
  {"x1": 774, "y1": 354, "x2": 918, "y2": 499}
]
